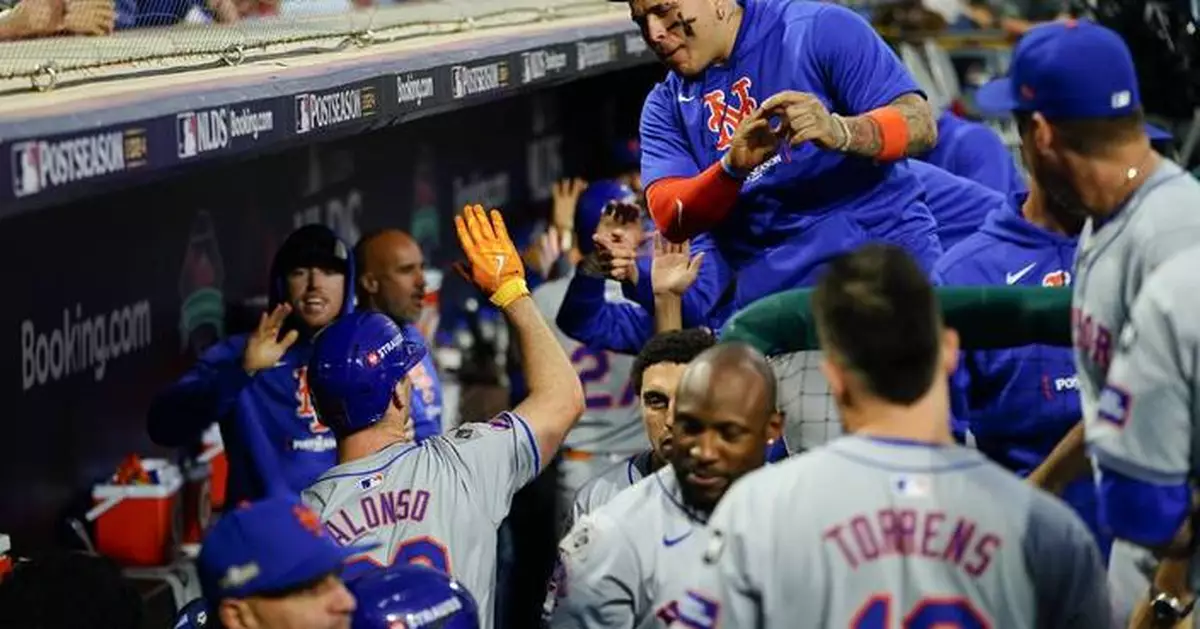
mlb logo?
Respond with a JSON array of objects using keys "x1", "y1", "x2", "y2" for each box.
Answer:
[
  {"x1": 357, "y1": 472, "x2": 383, "y2": 492},
  {"x1": 11, "y1": 141, "x2": 42, "y2": 198},
  {"x1": 1097, "y1": 385, "x2": 1131, "y2": 427},
  {"x1": 295, "y1": 95, "x2": 313, "y2": 134},
  {"x1": 891, "y1": 473, "x2": 931, "y2": 498},
  {"x1": 177, "y1": 112, "x2": 199, "y2": 159},
  {"x1": 1042, "y1": 270, "x2": 1071, "y2": 287}
]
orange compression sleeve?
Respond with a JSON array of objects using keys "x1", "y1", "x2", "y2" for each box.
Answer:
[{"x1": 646, "y1": 161, "x2": 743, "y2": 242}]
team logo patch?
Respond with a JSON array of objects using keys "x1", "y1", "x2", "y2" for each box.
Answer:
[
  {"x1": 703, "y1": 76, "x2": 757, "y2": 151},
  {"x1": 560, "y1": 519, "x2": 595, "y2": 561},
  {"x1": 891, "y1": 473, "x2": 932, "y2": 498},
  {"x1": 358, "y1": 472, "x2": 384, "y2": 492},
  {"x1": 1042, "y1": 270, "x2": 1071, "y2": 287},
  {"x1": 1097, "y1": 384, "x2": 1132, "y2": 427}
]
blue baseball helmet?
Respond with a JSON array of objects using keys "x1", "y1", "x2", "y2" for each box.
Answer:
[
  {"x1": 349, "y1": 564, "x2": 480, "y2": 629},
  {"x1": 308, "y1": 311, "x2": 427, "y2": 437},
  {"x1": 575, "y1": 180, "x2": 639, "y2": 255}
]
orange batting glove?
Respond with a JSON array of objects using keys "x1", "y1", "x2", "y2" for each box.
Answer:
[{"x1": 454, "y1": 204, "x2": 528, "y2": 308}]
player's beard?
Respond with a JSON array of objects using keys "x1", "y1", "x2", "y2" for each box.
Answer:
[{"x1": 1026, "y1": 150, "x2": 1091, "y2": 226}]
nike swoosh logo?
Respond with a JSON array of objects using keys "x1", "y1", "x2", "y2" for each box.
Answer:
[
  {"x1": 662, "y1": 530, "x2": 694, "y2": 547},
  {"x1": 678, "y1": 94, "x2": 695, "y2": 103},
  {"x1": 1005, "y1": 262, "x2": 1037, "y2": 285}
]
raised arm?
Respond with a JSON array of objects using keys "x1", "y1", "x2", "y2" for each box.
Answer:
[{"x1": 455, "y1": 205, "x2": 584, "y2": 467}]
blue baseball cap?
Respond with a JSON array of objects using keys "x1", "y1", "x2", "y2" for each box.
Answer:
[
  {"x1": 975, "y1": 20, "x2": 1140, "y2": 120},
  {"x1": 197, "y1": 496, "x2": 376, "y2": 605}
]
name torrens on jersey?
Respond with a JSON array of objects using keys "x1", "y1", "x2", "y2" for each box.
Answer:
[
  {"x1": 11, "y1": 128, "x2": 147, "y2": 198},
  {"x1": 451, "y1": 61, "x2": 509, "y2": 99},
  {"x1": 176, "y1": 106, "x2": 276, "y2": 159},
  {"x1": 295, "y1": 86, "x2": 377, "y2": 134}
]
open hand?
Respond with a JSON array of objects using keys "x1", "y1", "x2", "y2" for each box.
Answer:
[
  {"x1": 454, "y1": 204, "x2": 525, "y2": 296},
  {"x1": 552, "y1": 178, "x2": 588, "y2": 233},
  {"x1": 243, "y1": 304, "x2": 299, "y2": 374},
  {"x1": 651, "y1": 233, "x2": 704, "y2": 296}
]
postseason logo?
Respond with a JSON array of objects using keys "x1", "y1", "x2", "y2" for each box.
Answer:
[
  {"x1": 295, "y1": 86, "x2": 378, "y2": 135},
  {"x1": 451, "y1": 61, "x2": 509, "y2": 99},
  {"x1": 521, "y1": 48, "x2": 568, "y2": 84},
  {"x1": 11, "y1": 128, "x2": 147, "y2": 199},
  {"x1": 576, "y1": 39, "x2": 618, "y2": 71},
  {"x1": 396, "y1": 73, "x2": 436, "y2": 109},
  {"x1": 176, "y1": 106, "x2": 275, "y2": 159}
]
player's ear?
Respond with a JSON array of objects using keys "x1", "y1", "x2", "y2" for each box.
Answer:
[
  {"x1": 218, "y1": 599, "x2": 252, "y2": 629},
  {"x1": 941, "y1": 327, "x2": 960, "y2": 376},
  {"x1": 766, "y1": 410, "x2": 783, "y2": 443},
  {"x1": 818, "y1": 354, "x2": 845, "y2": 402},
  {"x1": 359, "y1": 271, "x2": 378, "y2": 295}
]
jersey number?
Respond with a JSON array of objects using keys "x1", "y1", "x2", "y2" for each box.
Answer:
[
  {"x1": 852, "y1": 595, "x2": 989, "y2": 629},
  {"x1": 570, "y1": 346, "x2": 635, "y2": 410}
]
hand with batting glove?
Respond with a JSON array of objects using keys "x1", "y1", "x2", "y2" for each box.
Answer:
[{"x1": 454, "y1": 204, "x2": 528, "y2": 309}]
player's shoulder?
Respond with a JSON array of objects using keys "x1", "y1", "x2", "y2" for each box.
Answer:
[
  {"x1": 1131, "y1": 161, "x2": 1200, "y2": 237},
  {"x1": 1134, "y1": 243, "x2": 1200, "y2": 316},
  {"x1": 934, "y1": 209, "x2": 1018, "y2": 280},
  {"x1": 574, "y1": 456, "x2": 640, "y2": 509}
]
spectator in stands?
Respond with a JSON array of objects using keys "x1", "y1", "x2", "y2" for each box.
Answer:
[
  {"x1": 962, "y1": 0, "x2": 1069, "y2": 37},
  {"x1": 0, "y1": 0, "x2": 113, "y2": 39},
  {"x1": 354, "y1": 228, "x2": 445, "y2": 439},
  {"x1": 114, "y1": 0, "x2": 236, "y2": 28},
  {"x1": 196, "y1": 496, "x2": 361, "y2": 629},
  {"x1": 148, "y1": 224, "x2": 354, "y2": 505},
  {"x1": 0, "y1": 550, "x2": 142, "y2": 629}
]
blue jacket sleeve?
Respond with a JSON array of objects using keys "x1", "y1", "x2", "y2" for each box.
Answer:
[
  {"x1": 620, "y1": 235, "x2": 731, "y2": 329},
  {"x1": 556, "y1": 273, "x2": 654, "y2": 355},
  {"x1": 147, "y1": 336, "x2": 253, "y2": 447}
]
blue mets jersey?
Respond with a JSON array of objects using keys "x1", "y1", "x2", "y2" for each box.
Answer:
[{"x1": 639, "y1": 0, "x2": 941, "y2": 308}]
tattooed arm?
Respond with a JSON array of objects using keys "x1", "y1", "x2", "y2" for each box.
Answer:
[{"x1": 838, "y1": 93, "x2": 938, "y2": 159}]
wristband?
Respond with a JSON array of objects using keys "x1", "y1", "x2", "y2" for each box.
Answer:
[
  {"x1": 866, "y1": 107, "x2": 909, "y2": 161},
  {"x1": 490, "y1": 278, "x2": 530, "y2": 309}
]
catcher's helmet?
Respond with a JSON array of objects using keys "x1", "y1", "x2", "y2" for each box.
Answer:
[
  {"x1": 349, "y1": 564, "x2": 480, "y2": 629},
  {"x1": 575, "y1": 180, "x2": 639, "y2": 254},
  {"x1": 308, "y1": 311, "x2": 427, "y2": 437}
]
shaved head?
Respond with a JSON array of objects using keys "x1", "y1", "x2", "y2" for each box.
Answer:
[
  {"x1": 677, "y1": 343, "x2": 777, "y2": 421},
  {"x1": 355, "y1": 229, "x2": 426, "y2": 324},
  {"x1": 671, "y1": 342, "x2": 781, "y2": 513}
]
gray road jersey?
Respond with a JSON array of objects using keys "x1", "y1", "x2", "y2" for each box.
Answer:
[
  {"x1": 1087, "y1": 245, "x2": 1200, "y2": 579},
  {"x1": 547, "y1": 466, "x2": 710, "y2": 629},
  {"x1": 568, "y1": 451, "x2": 655, "y2": 531},
  {"x1": 301, "y1": 412, "x2": 540, "y2": 629},
  {"x1": 666, "y1": 436, "x2": 1113, "y2": 629},
  {"x1": 532, "y1": 275, "x2": 646, "y2": 454},
  {"x1": 1072, "y1": 159, "x2": 1200, "y2": 427}
]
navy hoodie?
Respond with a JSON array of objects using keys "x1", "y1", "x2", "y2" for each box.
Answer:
[
  {"x1": 934, "y1": 196, "x2": 1109, "y2": 557},
  {"x1": 148, "y1": 227, "x2": 355, "y2": 504}
]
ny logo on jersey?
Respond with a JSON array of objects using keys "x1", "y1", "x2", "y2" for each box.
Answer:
[
  {"x1": 294, "y1": 366, "x2": 330, "y2": 434},
  {"x1": 703, "y1": 77, "x2": 757, "y2": 151}
]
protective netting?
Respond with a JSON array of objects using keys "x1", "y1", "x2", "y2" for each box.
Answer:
[
  {"x1": 720, "y1": 286, "x2": 1074, "y2": 452},
  {"x1": 0, "y1": 0, "x2": 617, "y2": 89}
]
